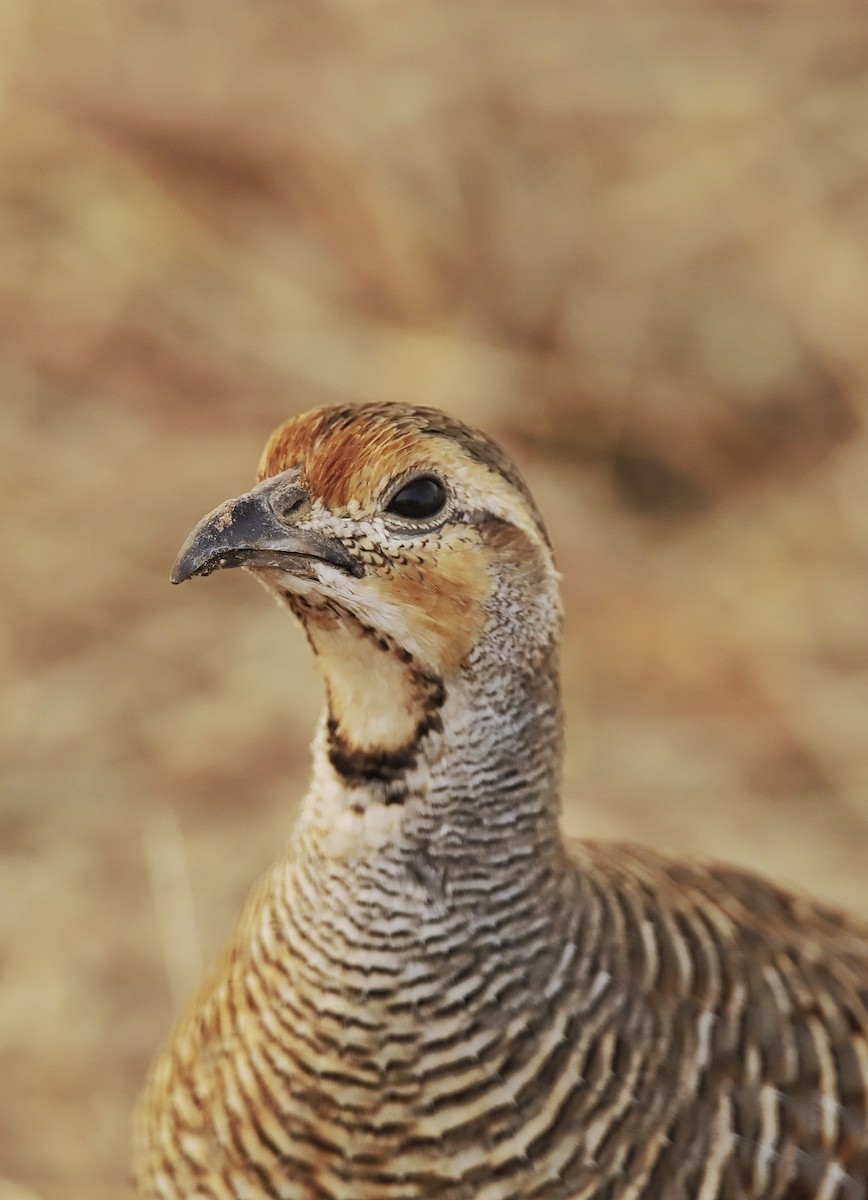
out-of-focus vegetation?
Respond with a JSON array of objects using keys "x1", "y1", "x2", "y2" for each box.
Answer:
[{"x1": 2, "y1": 2, "x2": 868, "y2": 1195}]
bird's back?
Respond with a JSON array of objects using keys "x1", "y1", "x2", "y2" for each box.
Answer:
[{"x1": 560, "y1": 840, "x2": 868, "y2": 1199}]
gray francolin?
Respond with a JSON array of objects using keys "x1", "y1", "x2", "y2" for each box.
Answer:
[{"x1": 135, "y1": 402, "x2": 868, "y2": 1200}]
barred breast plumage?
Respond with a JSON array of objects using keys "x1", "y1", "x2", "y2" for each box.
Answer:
[{"x1": 134, "y1": 402, "x2": 868, "y2": 1200}]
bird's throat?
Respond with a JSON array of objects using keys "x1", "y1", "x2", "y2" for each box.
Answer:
[{"x1": 297, "y1": 600, "x2": 445, "y2": 792}]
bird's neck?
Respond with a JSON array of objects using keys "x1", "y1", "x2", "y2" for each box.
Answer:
[{"x1": 290, "y1": 598, "x2": 564, "y2": 873}]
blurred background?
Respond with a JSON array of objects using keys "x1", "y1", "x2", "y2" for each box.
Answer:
[{"x1": 2, "y1": 1, "x2": 868, "y2": 1196}]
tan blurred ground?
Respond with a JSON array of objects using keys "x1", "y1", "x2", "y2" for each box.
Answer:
[{"x1": 2, "y1": 2, "x2": 868, "y2": 1196}]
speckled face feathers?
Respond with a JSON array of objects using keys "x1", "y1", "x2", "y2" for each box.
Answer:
[{"x1": 251, "y1": 402, "x2": 560, "y2": 683}]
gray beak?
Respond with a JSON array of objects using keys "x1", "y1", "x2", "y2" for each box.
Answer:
[{"x1": 171, "y1": 474, "x2": 362, "y2": 584}]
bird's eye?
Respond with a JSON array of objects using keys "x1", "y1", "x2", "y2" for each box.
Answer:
[{"x1": 386, "y1": 475, "x2": 447, "y2": 520}]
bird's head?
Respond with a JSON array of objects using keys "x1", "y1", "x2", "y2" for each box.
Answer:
[{"x1": 172, "y1": 403, "x2": 561, "y2": 801}]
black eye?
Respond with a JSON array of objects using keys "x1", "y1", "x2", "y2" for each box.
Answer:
[{"x1": 386, "y1": 475, "x2": 447, "y2": 520}]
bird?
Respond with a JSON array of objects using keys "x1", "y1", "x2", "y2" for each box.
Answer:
[{"x1": 134, "y1": 401, "x2": 868, "y2": 1200}]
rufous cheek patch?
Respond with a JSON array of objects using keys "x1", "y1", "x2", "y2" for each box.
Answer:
[{"x1": 370, "y1": 536, "x2": 494, "y2": 674}]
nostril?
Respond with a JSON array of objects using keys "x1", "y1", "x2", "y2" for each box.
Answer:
[{"x1": 270, "y1": 486, "x2": 308, "y2": 523}]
